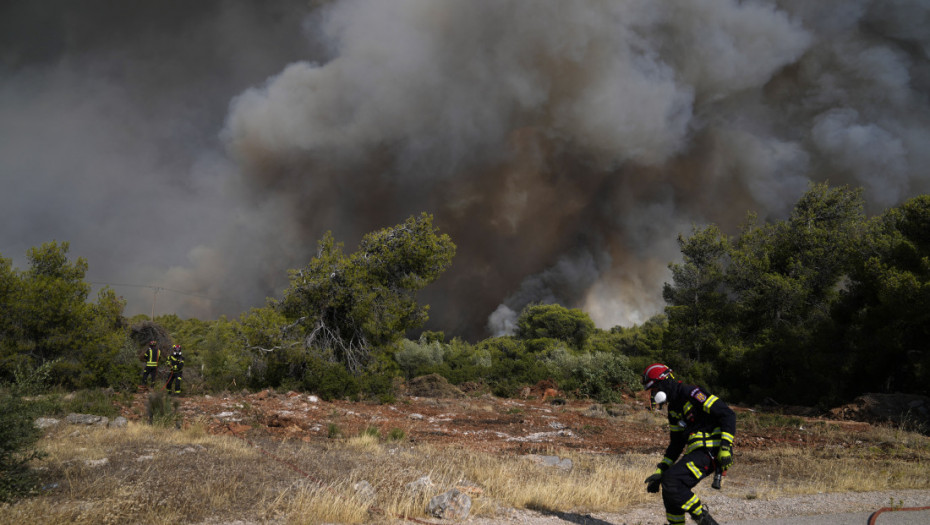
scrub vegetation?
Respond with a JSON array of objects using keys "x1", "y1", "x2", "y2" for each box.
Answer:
[
  {"x1": 0, "y1": 403, "x2": 928, "y2": 524},
  {"x1": 2, "y1": 184, "x2": 929, "y2": 509}
]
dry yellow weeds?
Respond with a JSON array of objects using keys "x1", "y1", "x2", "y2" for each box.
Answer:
[{"x1": 2, "y1": 417, "x2": 928, "y2": 524}]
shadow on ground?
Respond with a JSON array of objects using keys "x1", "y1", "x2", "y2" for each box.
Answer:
[{"x1": 528, "y1": 505, "x2": 616, "y2": 525}]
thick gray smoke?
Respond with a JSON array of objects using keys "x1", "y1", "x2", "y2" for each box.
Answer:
[{"x1": 3, "y1": 1, "x2": 929, "y2": 339}]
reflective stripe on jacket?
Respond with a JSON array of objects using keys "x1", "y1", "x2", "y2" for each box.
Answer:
[
  {"x1": 168, "y1": 355, "x2": 184, "y2": 372},
  {"x1": 145, "y1": 347, "x2": 160, "y2": 367},
  {"x1": 663, "y1": 381, "x2": 736, "y2": 461}
]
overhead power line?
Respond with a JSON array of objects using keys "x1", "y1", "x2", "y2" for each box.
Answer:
[{"x1": 90, "y1": 281, "x2": 237, "y2": 318}]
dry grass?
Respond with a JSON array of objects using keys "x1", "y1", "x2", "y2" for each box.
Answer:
[
  {"x1": 1, "y1": 415, "x2": 928, "y2": 525},
  {"x1": 273, "y1": 480, "x2": 372, "y2": 525},
  {"x1": 717, "y1": 418, "x2": 930, "y2": 501},
  {"x1": 459, "y1": 450, "x2": 653, "y2": 512}
]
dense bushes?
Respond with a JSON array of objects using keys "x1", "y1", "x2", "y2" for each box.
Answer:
[
  {"x1": 516, "y1": 304, "x2": 596, "y2": 350},
  {"x1": 388, "y1": 320, "x2": 641, "y2": 403},
  {"x1": 276, "y1": 213, "x2": 455, "y2": 374},
  {"x1": 0, "y1": 393, "x2": 44, "y2": 502},
  {"x1": 0, "y1": 362, "x2": 54, "y2": 502},
  {"x1": 0, "y1": 243, "x2": 136, "y2": 389},
  {"x1": 663, "y1": 185, "x2": 930, "y2": 403},
  {"x1": 544, "y1": 349, "x2": 638, "y2": 403},
  {"x1": 4, "y1": 191, "x2": 928, "y2": 411}
]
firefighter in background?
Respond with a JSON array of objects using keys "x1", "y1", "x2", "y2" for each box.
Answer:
[
  {"x1": 165, "y1": 345, "x2": 184, "y2": 395},
  {"x1": 642, "y1": 364, "x2": 736, "y2": 525},
  {"x1": 141, "y1": 340, "x2": 160, "y2": 388}
]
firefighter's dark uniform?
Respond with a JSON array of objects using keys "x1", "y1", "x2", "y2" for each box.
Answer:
[
  {"x1": 165, "y1": 352, "x2": 184, "y2": 394},
  {"x1": 141, "y1": 346, "x2": 160, "y2": 387},
  {"x1": 655, "y1": 380, "x2": 736, "y2": 525}
]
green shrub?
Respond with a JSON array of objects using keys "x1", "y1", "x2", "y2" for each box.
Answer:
[
  {"x1": 60, "y1": 388, "x2": 123, "y2": 418},
  {"x1": 10, "y1": 360, "x2": 55, "y2": 397},
  {"x1": 418, "y1": 331, "x2": 445, "y2": 344},
  {"x1": 360, "y1": 371, "x2": 396, "y2": 404},
  {"x1": 545, "y1": 349, "x2": 638, "y2": 403},
  {"x1": 201, "y1": 346, "x2": 250, "y2": 392},
  {"x1": 0, "y1": 393, "x2": 45, "y2": 502},
  {"x1": 302, "y1": 358, "x2": 360, "y2": 401},
  {"x1": 740, "y1": 412, "x2": 805, "y2": 431},
  {"x1": 395, "y1": 338, "x2": 444, "y2": 379},
  {"x1": 146, "y1": 391, "x2": 181, "y2": 428},
  {"x1": 492, "y1": 382, "x2": 521, "y2": 398},
  {"x1": 522, "y1": 337, "x2": 566, "y2": 354},
  {"x1": 516, "y1": 304, "x2": 596, "y2": 350}
]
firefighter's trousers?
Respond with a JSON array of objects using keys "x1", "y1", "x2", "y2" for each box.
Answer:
[
  {"x1": 660, "y1": 449, "x2": 715, "y2": 524},
  {"x1": 142, "y1": 366, "x2": 158, "y2": 387},
  {"x1": 165, "y1": 371, "x2": 183, "y2": 394}
]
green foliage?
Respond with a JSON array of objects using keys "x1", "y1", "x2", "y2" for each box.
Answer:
[
  {"x1": 146, "y1": 391, "x2": 181, "y2": 428},
  {"x1": 515, "y1": 304, "x2": 596, "y2": 350},
  {"x1": 277, "y1": 213, "x2": 456, "y2": 374},
  {"x1": 0, "y1": 242, "x2": 130, "y2": 390},
  {"x1": 395, "y1": 338, "x2": 445, "y2": 379},
  {"x1": 0, "y1": 242, "x2": 90, "y2": 382},
  {"x1": 237, "y1": 307, "x2": 290, "y2": 353},
  {"x1": 162, "y1": 314, "x2": 248, "y2": 394},
  {"x1": 0, "y1": 392, "x2": 45, "y2": 502},
  {"x1": 80, "y1": 290, "x2": 137, "y2": 390},
  {"x1": 836, "y1": 194, "x2": 930, "y2": 397},
  {"x1": 386, "y1": 330, "x2": 644, "y2": 402},
  {"x1": 723, "y1": 185, "x2": 866, "y2": 402},
  {"x1": 543, "y1": 348, "x2": 638, "y2": 403},
  {"x1": 301, "y1": 357, "x2": 361, "y2": 401},
  {"x1": 521, "y1": 337, "x2": 567, "y2": 355},
  {"x1": 59, "y1": 388, "x2": 125, "y2": 418},
  {"x1": 419, "y1": 330, "x2": 445, "y2": 344},
  {"x1": 409, "y1": 337, "x2": 491, "y2": 385},
  {"x1": 662, "y1": 224, "x2": 734, "y2": 366},
  {"x1": 358, "y1": 355, "x2": 399, "y2": 403},
  {"x1": 474, "y1": 337, "x2": 551, "y2": 397},
  {"x1": 660, "y1": 183, "x2": 930, "y2": 404},
  {"x1": 604, "y1": 315, "x2": 671, "y2": 381},
  {"x1": 739, "y1": 412, "x2": 805, "y2": 432},
  {"x1": 10, "y1": 359, "x2": 56, "y2": 397},
  {"x1": 0, "y1": 361, "x2": 56, "y2": 502},
  {"x1": 3, "y1": 186, "x2": 925, "y2": 411}
]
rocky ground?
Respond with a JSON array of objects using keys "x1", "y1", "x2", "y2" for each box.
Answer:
[
  {"x1": 117, "y1": 379, "x2": 930, "y2": 524},
  {"x1": 125, "y1": 378, "x2": 879, "y2": 457}
]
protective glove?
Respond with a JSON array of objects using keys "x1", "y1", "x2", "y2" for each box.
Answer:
[
  {"x1": 716, "y1": 444, "x2": 733, "y2": 470},
  {"x1": 644, "y1": 467, "x2": 664, "y2": 493}
]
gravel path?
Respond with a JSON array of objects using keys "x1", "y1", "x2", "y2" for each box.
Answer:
[{"x1": 457, "y1": 489, "x2": 930, "y2": 525}]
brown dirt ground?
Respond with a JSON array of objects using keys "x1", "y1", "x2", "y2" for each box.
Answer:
[{"x1": 122, "y1": 379, "x2": 877, "y2": 456}]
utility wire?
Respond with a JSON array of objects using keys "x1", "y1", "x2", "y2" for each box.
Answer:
[
  {"x1": 90, "y1": 280, "x2": 240, "y2": 318},
  {"x1": 89, "y1": 281, "x2": 236, "y2": 304}
]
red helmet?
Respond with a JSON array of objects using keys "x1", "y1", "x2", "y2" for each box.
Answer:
[
  {"x1": 149, "y1": 340, "x2": 157, "y2": 347},
  {"x1": 642, "y1": 363, "x2": 672, "y2": 389}
]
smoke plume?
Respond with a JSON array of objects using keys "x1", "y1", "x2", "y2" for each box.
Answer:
[{"x1": 2, "y1": 0, "x2": 929, "y2": 339}]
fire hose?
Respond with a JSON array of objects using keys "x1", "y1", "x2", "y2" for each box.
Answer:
[{"x1": 867, "y1": 505, "x2": 930, "y2": 525}]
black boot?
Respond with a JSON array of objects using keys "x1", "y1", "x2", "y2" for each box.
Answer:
[{"x1": 695, "y1": 511, "x2": 720, "y2": 525}]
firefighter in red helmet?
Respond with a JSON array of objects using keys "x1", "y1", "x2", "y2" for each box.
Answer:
[
  {"x1": 165, "y1": 345, "x2": 184, "y2": 395},
  {"x1": 642, "y1": 363, "x2": 736, "y2": 525}
]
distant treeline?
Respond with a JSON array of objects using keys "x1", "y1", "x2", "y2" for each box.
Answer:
[{"x1": 1, "y1": 187, "x2": 928, "y2": 408}]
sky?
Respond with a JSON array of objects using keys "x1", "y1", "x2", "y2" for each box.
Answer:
[{"x1": 2, "y1": 0, "x2": 929, "y2": 340}]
